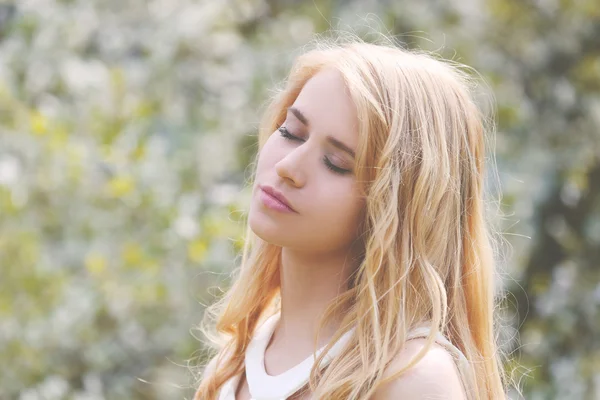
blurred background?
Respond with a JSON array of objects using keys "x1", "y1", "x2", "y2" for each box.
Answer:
[{"x1": 0, "y1": 0, "x2": 598, "y2": 399}]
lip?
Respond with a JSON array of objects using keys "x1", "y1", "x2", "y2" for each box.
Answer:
[{"x1": 259, "y1": 184, "x2": 297, "y2": 213}]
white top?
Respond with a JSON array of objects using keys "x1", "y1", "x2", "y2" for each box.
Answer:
[{"x1": 217, "y1": 312, "x2": 473, "y2": 400}]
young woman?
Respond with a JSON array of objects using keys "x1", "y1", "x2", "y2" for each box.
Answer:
[{"x1": 193, "y1": 34, "x2": 508, "y2": 400}]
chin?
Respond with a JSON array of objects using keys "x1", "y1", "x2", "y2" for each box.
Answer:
[{"x1": 248, "y1": 210, "x2": 285, "y2": 245}]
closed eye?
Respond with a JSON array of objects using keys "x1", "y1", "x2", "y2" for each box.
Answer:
[
  {"x1": 277, "y1": 126, "x2": 352, "y2": 175},
  {"x1": 278, "y1": 126, "x2": 301, "y2": 142}
]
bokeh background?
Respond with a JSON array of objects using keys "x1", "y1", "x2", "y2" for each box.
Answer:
[{"x1": 0, "y1": 0, "x2": 599, "y2": 399}]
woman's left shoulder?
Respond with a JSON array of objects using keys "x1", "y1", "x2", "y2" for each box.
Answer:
[{"x1": 371, "y1": 338, "x2": 467, "y2": 400}]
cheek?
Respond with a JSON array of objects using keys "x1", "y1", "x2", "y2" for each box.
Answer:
[
  {"x1": 317, "y1": 182, "x2": 363, "y2": 224},
  {"x1": 256, "y1": 135, "x2": 283, "y2": 172}
]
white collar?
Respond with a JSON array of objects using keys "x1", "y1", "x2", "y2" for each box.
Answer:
[{"x1": 236, "y1": 311, "x2": 355, "y2": 400}]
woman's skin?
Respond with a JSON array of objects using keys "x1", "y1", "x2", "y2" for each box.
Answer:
[
  {"x1": 236, "y1": 67, "x2": 466, "y2": 399},
  {"x1": 244, "y1": 68, "x2": 364, "y2": 398}
]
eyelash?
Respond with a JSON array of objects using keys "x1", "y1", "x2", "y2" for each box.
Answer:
[{"x1": 277, "y1": 127, "x2": 351, "y2": 175}]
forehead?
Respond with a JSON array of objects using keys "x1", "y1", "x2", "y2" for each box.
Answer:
[{"x1": 290, "y1": 68, "x2": 358, "y2": 149}]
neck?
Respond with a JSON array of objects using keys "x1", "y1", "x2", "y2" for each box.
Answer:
[{"x1": 271, "y1": 246, "x2": 359, "y2": 350}]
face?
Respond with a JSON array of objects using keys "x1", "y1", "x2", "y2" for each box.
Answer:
[{"x1": 248, "y1": 68, "x2": 365, "y2": 257}]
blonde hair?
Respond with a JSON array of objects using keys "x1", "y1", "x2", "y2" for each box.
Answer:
[{"x1": 193, "y1": 31, "x2": 510, "y2": 399}]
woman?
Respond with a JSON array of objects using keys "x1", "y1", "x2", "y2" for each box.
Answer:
[{"x1": 193, "y1": 33, "x2": 509, "y2": 399}]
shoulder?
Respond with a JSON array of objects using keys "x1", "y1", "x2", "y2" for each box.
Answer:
[
  {"x1": 203, "y1": 356, "x2": 219, "y2": 380},
  {"x1": 371, "y1": 338, "x2": 467, "y2": 400},
  {"x1": 194, "y1": 356, "x2": 219, "y2": 399}
]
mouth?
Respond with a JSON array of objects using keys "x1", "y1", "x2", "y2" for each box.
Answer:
[{"x1": 259, "y1": 185, "x2": 297, "y2": 213}]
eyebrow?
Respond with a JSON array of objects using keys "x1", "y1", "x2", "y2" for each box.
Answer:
[{"x1": 287, "y1": 106, "x2": 356, "y2": 158}]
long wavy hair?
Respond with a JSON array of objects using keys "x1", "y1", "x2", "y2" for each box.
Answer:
[{"x1": 193, "y1": 32, "x2": 510, "y2": 400}]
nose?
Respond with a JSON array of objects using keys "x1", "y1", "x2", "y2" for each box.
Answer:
[{"x1": 274, "y1": 145, "x2": 310, "y2": 187}]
